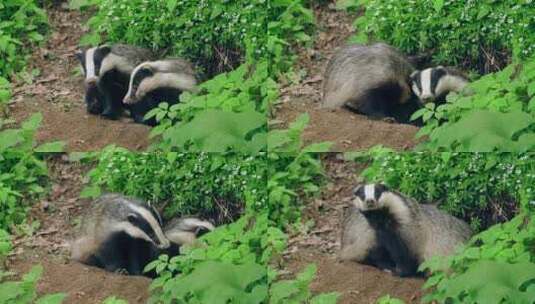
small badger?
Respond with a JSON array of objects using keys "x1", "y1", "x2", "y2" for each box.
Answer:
[
  {"x1": 70, "y1": 193, "x2": 170, "y2": 276},
  {"x1": 339, "y1": 183, "x2": 472, "y2": 277},
  {"x1": 123, "y1": 59, "x2": 198, "y2": 126},
  {"x1": 156, "y1": 217, "x2": 215, "y2": 258},
  {"x1": 410, "y1": 66, "x2": 469, "y2": 105},
  {"x1": 321, "y1": 43, "x2": 419, "y2": 123},
  {"x1": 76, "y1": 44, "x2": 155, "y2": 119}
]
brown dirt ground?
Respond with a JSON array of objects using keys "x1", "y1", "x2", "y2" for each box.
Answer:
[
  {"x1": 271, "y1": 3, "x2": 419, "y2": 151},
  {"x1": 6, "y1": 6, "x2": 150, "y2": 152},
  {"x1": 5, "y1": 157, "x2": 150, "y2": 303},
  {"x1": 278, "y1": 155, "x2": 424, "y2": 304}
]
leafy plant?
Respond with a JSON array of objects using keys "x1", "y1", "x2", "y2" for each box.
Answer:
[
  {"x1": 0, "y1": 113, "x2": 65, "y2": 231},
  {"x1": 421, "y1": 213, "x2": 535, "y2": 304},
  {"x1": 376, "y1": 295, "x2": 405, "y2": 304},
  {"x1": 83, "y1": 0, "x2": 313, "y2": 77},
  {"x1": 0, "y1": 77, "x2": 10, "y2": 115},
  {"x1": 352, "y1": 0, "x2": 535, "y2": 72},
  {"x1": 0, "y1": 229, "x2": 11, "y2": 266},
  {"x1": 102, "y1": 296, "x2": 128, "y2": 304},
  {"x1": 151, "y1": 261, "x2": 267, "y2": 304},
  {"x1": 0, "y1": 0, "x2": 48, "y2": 78},
  {"x1": 81, "y1": 150, "x2": 266, "y2": 223},
  {"x1": 269, "y1": 264, "x2": 339, "y2": 304},
  {"x1": 0, "y1": 265, "x2": 66, "y2": 304}
]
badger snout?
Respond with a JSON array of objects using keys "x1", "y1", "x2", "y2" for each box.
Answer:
[
  {"x1": 84, "y1": 77, "x2": 98, "y2": 87},
  {"x1": 420, "y1": 94, "x2": 434, "y2": 103},
  {"x1": 123, "y1": 94, "x2": 135, "y2": 105},
  {"x1": 365, "y1": 199, "x2": 376, "y2": 209},
  {"x1": 156, "y1": 238, "x2": 171, "y2": 249}
]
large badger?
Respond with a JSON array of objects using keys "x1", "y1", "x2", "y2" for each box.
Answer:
[
  {"x1": 123, "y1": 59, "x2": 198, "y2": 126},
  {"x1": 322, "y1": 43, "x2": 470, "y2": 124},
  {"x1": 70, "y1": 193, "x2": 170, "y2": 276},
  {"x1": 76, "y1": 44, "x2": 155, "y2": 119},
  {"x1": 71, "y1": 193, "x2": 215, "y2": 277},
  {"x1": 321, "y1": 43, "x2": 418, "y2": 123},
  {"x1": 339, "y1": 183, "x2": 472, "y2": 277}
]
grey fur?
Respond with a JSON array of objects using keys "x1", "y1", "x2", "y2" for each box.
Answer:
[
  {"x1": 123, "y1": 58, "x2": 198, "y2": 105},
  {"x1": 340, "y1": 186, "x2": 472, "y2": 267},
  {"x1": 163, "y1": 217, "x2": 215, "y2": 246},
  {"x1": 70, "y1": 193, "x2": 169, "y2": 264},
  {"x1": 321, "y1": 43, "x2": 414, "y2": 110}
]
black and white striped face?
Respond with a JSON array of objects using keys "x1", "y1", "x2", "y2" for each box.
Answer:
[
  {"x1": 410, "y1": 66, "x2": 448, "y2": 103},
  {"x1": 122, "y1": 203, "x2": 170, "y2": 249},
  {"x1": 123, "y1": 62, "x2": 154, "y2": 104},
  {"x1": 76, "y1": 46, "x2": 112, "y2": 86},
  {"x1": 164, "y1": 218, "x2": 215, "y2": 245},
  {"x1": 352, "y1": 183, "x2": 389, "y2": 211}
]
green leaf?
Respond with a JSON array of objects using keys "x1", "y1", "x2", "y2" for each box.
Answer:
[
  {"x1": 80, "y1": 185, "x2": 101, "y2": 198},
  {"x1": 310, "y1": 292, "x2": 340, "y2": 304},
  {"x1": 427, "y1": 110, "x2": 535, "y2": 152},
  {"x1": 36, "y1": 293, "x2": 67, "y2": 304},
  {"x1": 21, "y1": 113, "x2": 43, "y2": 131},
  {"x1": 162, "y1": 109, "x2": 266, "y2": 152},
  {"x1": 437, "y1": 260, "x2": 535, "y2": 304},
  {"x1": 34, "y1": 141, "x2": 65, "y2": 153},
  {"x1": 164, "y1": 261, "x2": 267, "y2": 304},
  {"x1": 432, "y1": 0, "x2": 444, "y2": 12}
]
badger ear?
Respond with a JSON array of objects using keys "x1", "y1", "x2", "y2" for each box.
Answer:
[
  {"x1": 75, "y1": 51, "x2": 84, "y2": 62},
  {"x1": 99, "y1": 45, "x2": 111, "y2": 56},
  {"x1": 352, "y1": 184, "x2": 364, "y2": 197},
  {"x1": 375, "y1": 183, "x2": 389, "y2": 194},
  {"x1": 410, "y1": 70, "x2": 420, "y2": 80},
  {"x1": 436, "y1": 65, "x2": 445, "y2": 70}
]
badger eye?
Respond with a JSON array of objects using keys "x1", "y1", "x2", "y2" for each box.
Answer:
[{"x1": 127, "y1": 213, "x2": 138, "y2": 224}]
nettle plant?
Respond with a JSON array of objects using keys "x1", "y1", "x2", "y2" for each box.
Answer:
[
  {"x1": 412, "y1": 57, "x2": 535, "y2": 152},
  {"x1": 82, "y1": 150, "x2": 267, "y2": 223},
  {"x1": 354, "y1": 150, "x2": 535, "y2": 231},
  {"x1": 352, "y1": 0, "x2": 535, "y2": 73},
  {"x1": 0, "y1": 0, "x2": 48, "y2": 77},
  {"x1": 0, "y1": 113, "x2": 64, "y2": 232},
  {"x1": 83, "y1": 0, "x2": 314, "y2": 77},
  {"x1": 420, "y1": 213, "x2": 535, "y2": 304}
]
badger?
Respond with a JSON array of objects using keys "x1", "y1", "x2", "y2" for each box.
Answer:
[
  {"x1": 321, "y1": 43, "x2": 421, "y2": 124},
  {"x1": 122, "y1": 59, "x2": 198, "y2": 126},
  {"x1": 410, "y1": 66, "x2": 469, "y2": 105},
  {"x1": 156, "y1": 217, "x2": 215, "y2": 258},
  {"x1": 140, "y1": 217, "x2": 215, "y2": 277},
  {"x1": 76, "y1": 44, "x2": 155, "y2": 119},
  {"x1": 70, "y1": 193, "x2": 170, "y2": 276},
  {"x1": 339, "y1": 183, "x2": 472, "y2": 277}
]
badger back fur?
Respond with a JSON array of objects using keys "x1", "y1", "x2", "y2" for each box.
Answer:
[
  {"x1": 70, "y1": 193, "x2": 169, "y2": 276},
  {"x1": 339, "y1": 183, "x2": 472, "y2": 277},
  {"x1": 76, "y1": 44, "x2": 155, "y2": 119},
  {"x1": 322, "y1": 43, "x2": 419, "y2": 123},
  {"x1": 410, "y1": 66, "x2": 469, "y2": 105},
  {"x1": 123, "y1": 59, "x2": 198, "y2": 125}
]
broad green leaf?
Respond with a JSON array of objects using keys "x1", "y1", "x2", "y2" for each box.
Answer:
[{"x1": 34, "y1": 141, "x2": 65, "y2": 153}]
